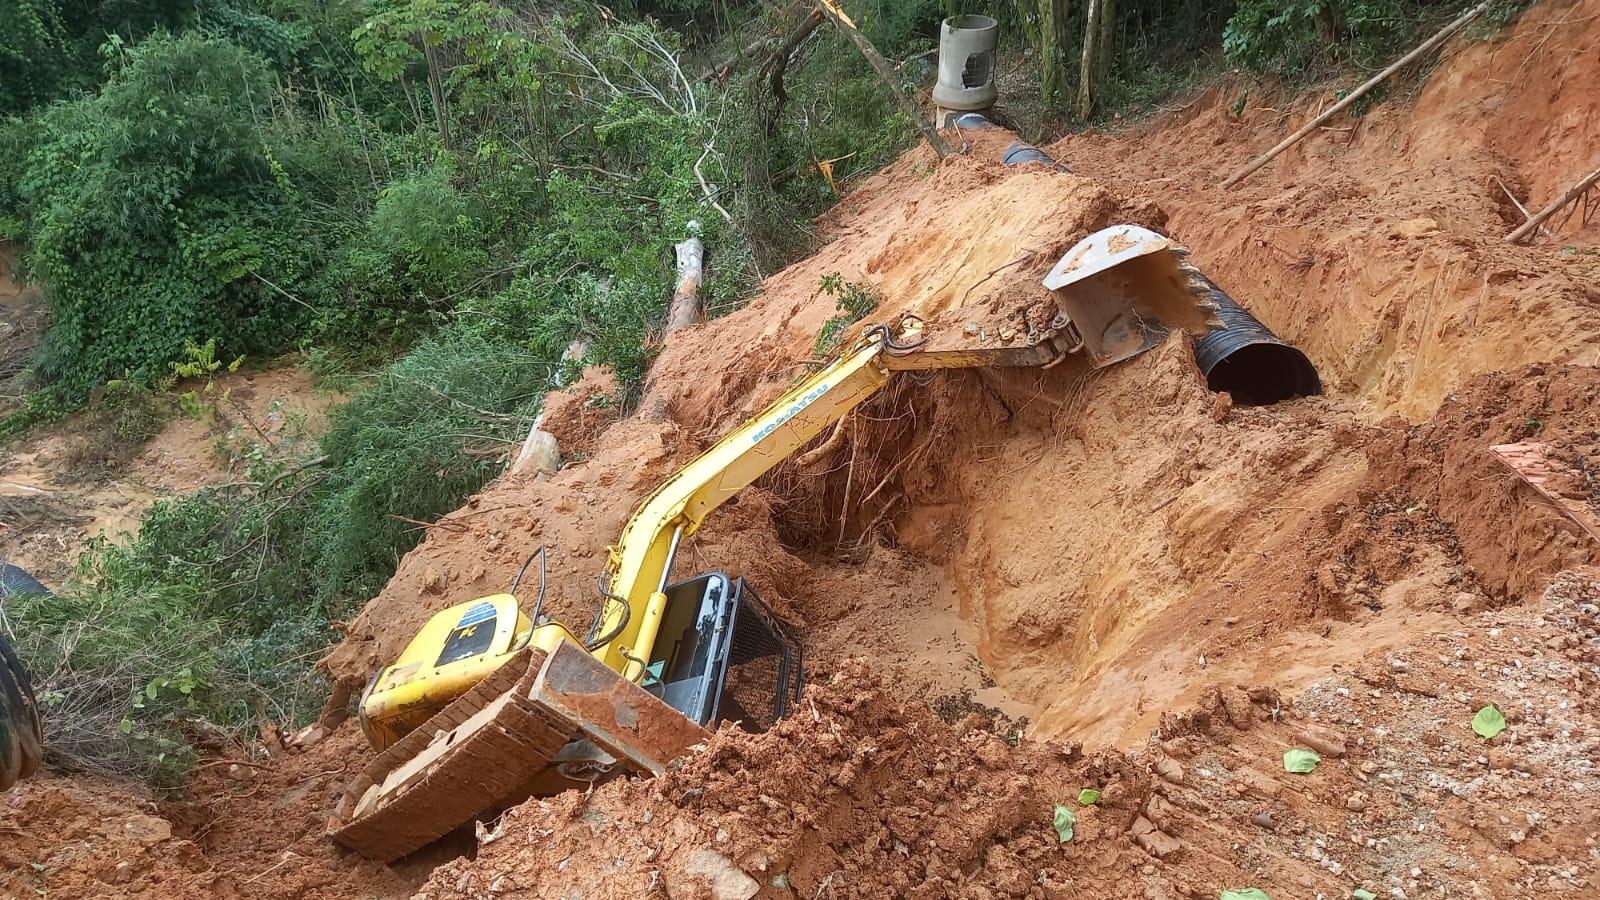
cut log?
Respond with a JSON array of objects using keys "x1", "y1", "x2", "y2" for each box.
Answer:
[
  {"x1": 511, "y1": 334, "x2": 591, "y2": 477},
  {"x1": 667, "y1": 224, "x2": 705, "y2": 333}
]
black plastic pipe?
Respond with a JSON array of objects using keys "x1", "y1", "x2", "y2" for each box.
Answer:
[{"x1": 1186, "y1": 268, "x2": 1321, "y2": 405}]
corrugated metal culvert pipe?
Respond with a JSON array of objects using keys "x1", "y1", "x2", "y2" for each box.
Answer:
[
  {"x1": 1185, "y1": 267, "x2": 1321, "y2": 405},
  {"x1": 1000, "y1": 140, "x2": 1068, "y2": 170}
]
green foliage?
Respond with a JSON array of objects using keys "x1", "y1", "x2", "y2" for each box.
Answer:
[
  {"x1": 1051, "y1": 803, "x2": 1076, "y2": 842},
  {"x1": 0, "y1": 0, "x2": 74, "y2": 114},
  {"x1": 813, "y1": 273, "x2": 880, "y2": 357},
  {"x1": 1283, "y1": 747, "x2": 1322, "y2": 773},
  {"x1": 1472, "y1": 704, "x2": 1507, "y2": 739},
  {"x1": 1223, "y1": 1, "x2": 1491, "y2": 82},
  {"x1": 11, "y1": 33, "x2": 313, "y2": 405},
  {"x1": 1077, "y1": 787, "x2": 1102, "y2": 806},
  {"x1": 6, "y1": 328, "x2": 550, "y2": 779}
]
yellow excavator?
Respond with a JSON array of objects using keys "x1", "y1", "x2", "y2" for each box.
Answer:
[{"x1": 328, "y1": 225, "x2": 1212, "y2": 861}]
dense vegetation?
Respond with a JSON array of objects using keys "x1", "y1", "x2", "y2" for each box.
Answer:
[{"x1": 0, "y1": 0, "x2": 1523, "y2": 783}]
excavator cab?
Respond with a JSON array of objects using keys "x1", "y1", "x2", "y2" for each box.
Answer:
[{"x1": 647, "y1": 574, "x2": 802, "y2": 732}]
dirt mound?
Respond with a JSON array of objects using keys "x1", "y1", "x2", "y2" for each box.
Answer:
[
  {"x1": 1362, "y1": 363, "x2": 1600, "y2": 600},
  {"x1": 2, "y1": 727, "x2": 414, "y2": 898},
  {"x1": 422, "y1": 660, "x2": 1154, "y2": 899},
  {"x1": 421, "y1": 567, "x2": 1600, "y2": 898}
]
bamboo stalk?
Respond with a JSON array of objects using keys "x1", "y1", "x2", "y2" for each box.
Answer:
[{"x1": 1222, "y1": 1, "x2": 1490, "y2": 189}]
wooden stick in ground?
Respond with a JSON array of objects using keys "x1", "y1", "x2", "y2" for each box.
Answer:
[
  {"x1": 1493, "y1": 175, "x2": 1552, "y2": 238},
  {"x1": 1506, "y1": 165, "x2": 1600, "y2": 243},
  {"x1": 1221, "y1": 1, "x2": 1490, "y2": 189},
  {"x1": 815, "y1": 0, "x2": 949, "y2": 159},
  {"x1": 667, "y1": 222, "x2": 705, "y2": 332}
]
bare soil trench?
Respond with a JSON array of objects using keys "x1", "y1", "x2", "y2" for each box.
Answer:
[{"x1": 4, "y1": 2, "x2": 1600, "y2": 898}]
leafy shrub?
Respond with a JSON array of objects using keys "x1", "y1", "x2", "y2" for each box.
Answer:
[
  {"x1": 1222, "y1": 1, "x2": 1501, "y2": 80},
  {"x1": 813, "y1": 272, "x2": 881, "y2": 356},
  {"x1": 12, "y1": 34, "x2": 316, "y2": 404}
]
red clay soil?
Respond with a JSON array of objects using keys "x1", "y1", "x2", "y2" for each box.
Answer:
[{"x1": 7, "y1": 2, "x2": 1600, "y2": 897}]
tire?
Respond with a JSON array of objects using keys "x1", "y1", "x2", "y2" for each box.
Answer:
[
  {"x1": 0, "y1": 631, "x2": 42, "y2": 790},
  {"x1": 0, "y1": 563, "x2": 45, "y2": 791},
  {"x1": 0, "y1": 564, "x2": 49, "y2": 600}
]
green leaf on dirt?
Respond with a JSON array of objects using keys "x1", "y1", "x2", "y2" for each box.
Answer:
[
  {"x1": 1077, "y1": 788, "x2": 1102, "y2": 806},
  {"x1": 1352, "y1": 890, "x2": 1377, "y2": 900},
  {"x1": 1052, "y1": 804, "x2": 1076, "y2": 843},
  {"x1": 1472, "y1": 704, "x2": 1507, "y2": 740},
  {"x1": 1220, "y1": 890, "x2": 1271, "y2": 900},
  {"x1": 1283, "y1": 748, "x2": 1321, "y2": 773}
]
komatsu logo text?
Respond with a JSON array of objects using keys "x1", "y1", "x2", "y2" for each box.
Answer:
[{"x1": 752, "y1": 382, "x2": 829, "y2": 443}]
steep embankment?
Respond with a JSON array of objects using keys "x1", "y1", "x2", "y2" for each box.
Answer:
[{"x1": 4, "y1": 2, "x2": 1598, "y2": 898}]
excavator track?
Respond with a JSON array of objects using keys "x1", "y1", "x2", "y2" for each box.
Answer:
[
  {"x1": 330, "y1": 642, "x2": 712, "y2": 862},
  {"x1": 328, "y1": 648, "x2": 572, "y2": 861}
]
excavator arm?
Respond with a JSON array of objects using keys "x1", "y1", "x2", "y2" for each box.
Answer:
[{"x1": 592, "y1": 324, "x2": 899, "y2": 679}]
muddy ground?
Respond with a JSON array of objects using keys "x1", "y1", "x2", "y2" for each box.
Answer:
[{"x1": 2, "y1": 1, "x2": 1599, "y2": 898}]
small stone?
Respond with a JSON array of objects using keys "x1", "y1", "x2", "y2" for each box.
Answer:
[
  {"x1": 109, "y1": 862, "x2": 133, "y2": 885},
  {"x1": 1154, "y1": 758, "x2": 1185, "y2": 785},
  {"x1": 1297, "y1": 724, "x2": 1348, "y2": 758},
  {"x1": 1252, "y1": 811, "x2": 1275, "y2": 830},
  {"x1": 679, "y1": 849, "x2": 758, "y2": 900},
  {"x1": 1391, "y1": 217, "x2": 1440, "y2": 239},
  {"x1": 289, "y1": 723, "x2": 328, "y2": 750},
  {"x1": 1453, "y1": 592, "x2": 1483, "y2": 614},
  {"x1": 421, "y1": 567, "x2": 446, "y2": 595},
  {"x1": 1210, "y1": 392, "x2": 1233, "y2": 423},
  {"x1": 1346, "y1": 792, "x2": 1369, "y2": 812},
  {"x1": 1130, "y1": 816, "x2": 1183, "y2": 859},
  {"x1": 121, "y1": 814, "x2": 172, "y2": 846}
]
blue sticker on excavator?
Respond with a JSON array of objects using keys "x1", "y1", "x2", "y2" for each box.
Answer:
[{"x1": 436, "y1": 601, "x2": 498, "y2": 666}]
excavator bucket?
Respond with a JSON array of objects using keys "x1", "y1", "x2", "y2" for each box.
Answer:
[
  {"x1": 1043, "y1": 224, "x2": 1213, "y2": 367},
  {"x1": 328, "y1": 642, "x2": 709, "y2": 862}
]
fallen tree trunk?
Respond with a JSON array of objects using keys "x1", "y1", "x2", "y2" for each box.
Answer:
[
  {"x1": 816, "y1": 0, "x2": 950, "y2": 159},
  {"x1": 1222, "y1": 1, "x2": 1490, "y2": 189},
  {"x1": 1506, "y1": 165, "x2": 1600, "y2": 243},
  {"x1": 666, "y1": 223, "x2": 705, "y2": 332},
  {"x1": 511, "y1": 334, "x2": 592, "y2": 478}
]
